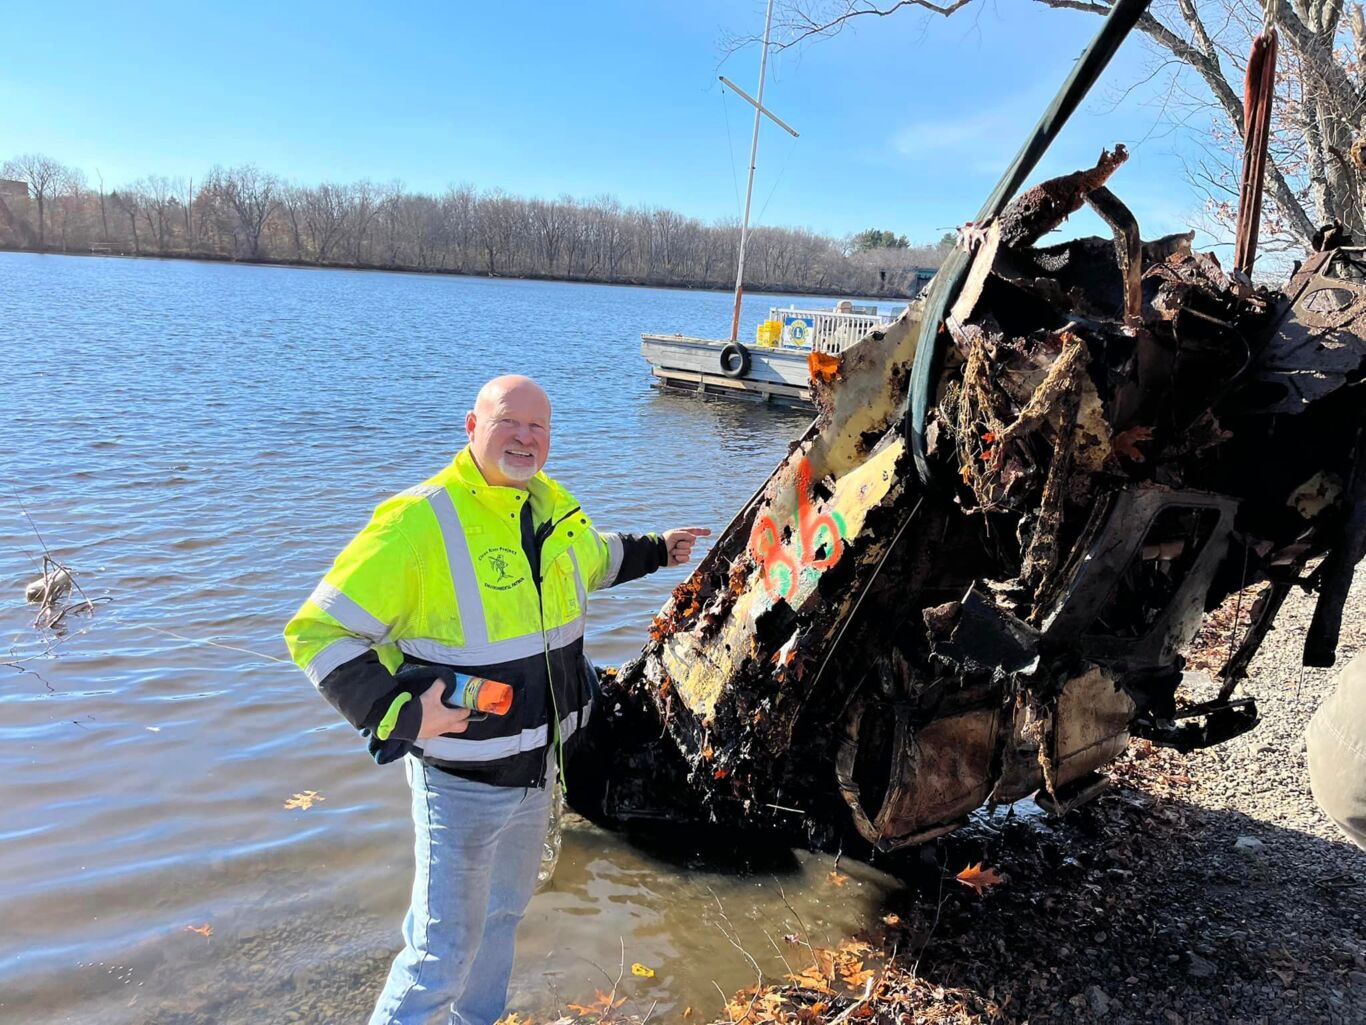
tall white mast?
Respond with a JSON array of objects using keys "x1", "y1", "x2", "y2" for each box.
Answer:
[{"x1": 728, "y1": 0, "x2": 780, "y2": 343}]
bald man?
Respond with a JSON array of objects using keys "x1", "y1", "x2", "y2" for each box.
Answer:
[{"x1": 285, "y1": 376, "x2": 708, "y2": 1025}]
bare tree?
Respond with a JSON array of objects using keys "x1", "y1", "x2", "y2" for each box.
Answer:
[
  {"x1": 136, "y1": 175, "x2": 177, "y2": 253},
  {"x1": 94, "y1": 168, "x2": 110, "y2": 242},
  {"x1": 2, "y1": 153, "x2": 65, "y2": 248},
  {"x1": 348, "y1": 181, "x2": 383, "y2": 264},
  {"x1": 53, "y1": 167, "x2": 87, "y2": 251},
  {"x1": 475, "y1": 189, "x2": 519, "y2": 274},
  {"x1": 214, "y1": 164, "x2": 280, "y2": 259},
  {"x1": 278, "y1": 185, "x2": 307, "y2": 259},
  {"x1": 110, "y1": 188, "x2": 143, "y2": 254},
  {"x1": 755, "y1": 1, "x2": 1358, "y2": 253}
]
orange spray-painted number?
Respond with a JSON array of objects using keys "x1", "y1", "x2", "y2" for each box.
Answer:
[
  {"x1": 796, "y1": 458, "x2": 843, "y2": 570},
  {"x1": 750, "y1": 458, "x2": 846, "y2": 603},
  {"x1": 750, "y1": 514, "x2": 798, "y2": 602}
]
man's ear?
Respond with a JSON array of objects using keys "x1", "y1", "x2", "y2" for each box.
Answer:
[{"x1": 465, "y1": 410, "x2": 477, "y2": 440}]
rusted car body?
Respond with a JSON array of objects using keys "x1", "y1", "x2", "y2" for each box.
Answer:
[{"x1": 570, "y1": 150, "x2": 1366, "y2": 853}]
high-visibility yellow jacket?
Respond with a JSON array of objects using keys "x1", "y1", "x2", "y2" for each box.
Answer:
[{"x1": 284, "y1": 446, "x2": 667, "y2": 787}]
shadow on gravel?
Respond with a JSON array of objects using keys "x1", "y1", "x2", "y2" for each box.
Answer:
[{"x1": 876, "y1": 784, "x2": 1366, "y2": 1025}]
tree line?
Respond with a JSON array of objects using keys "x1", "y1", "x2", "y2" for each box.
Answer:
[{"x1": 0, "y1": 153, "x2": 946, "y2": 297}]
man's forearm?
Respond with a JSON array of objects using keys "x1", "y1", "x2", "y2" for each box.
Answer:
[
  {"x1": 607, "y1": 531, "x2": 669, "y2": 586},
  {"x1": 319, "y1": 651, "x2": 424, "y2": 743}
]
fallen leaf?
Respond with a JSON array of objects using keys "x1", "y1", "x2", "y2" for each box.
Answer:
[
  {"x1": 836, "y1": 939, "x2": 873, "y2": 956},
  {"x1": 630, "y1": 962, "x2": 655, "y2": 978},
  {"x1": 981, "y1": 431, "x2": 997, "y2": 444},
  {"x1": 1112, "y1": 425, "x2": 1155, "y2": 462},
  {"x1": 785, "y1": 967, "x2": 834, "y2": 995},
  {"x1": 841, "y1": 965, "x2": 876, "y2": 988},
  {"x1": 185, "y1": 923, "x2": 212, "y2": 938},
  {"x1": 283, "y1": 790, "x2": 325, "y2": 810},
  {"x1": 827, "y1": 870, "x2": 849, "y2": 888},
  {"x1": 566, "y1": 989, "x2": 625, "y2": 1018},
  {"x1": 954, "y1": 862, "x2": 1005, "y2": 896},
  {"x1": 713, "y1": 767, "x2": 729, "y2": 780},
  {"x1": 881, "y1": 913, "x2": 901, "y2": 927}
]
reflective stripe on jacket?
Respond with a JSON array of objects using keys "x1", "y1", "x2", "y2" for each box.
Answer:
[{"x1": 284, "y1": 446, "x2": 660, "y2": 787}]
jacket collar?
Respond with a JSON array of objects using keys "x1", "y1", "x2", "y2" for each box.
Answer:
[{"x1": 446, "y1": 446, "x2": 575, "y2": 522}]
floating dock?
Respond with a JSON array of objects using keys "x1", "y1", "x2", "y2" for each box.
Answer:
[{"x1": 641, "y1": 305, "x2": 898, "y2": 407}]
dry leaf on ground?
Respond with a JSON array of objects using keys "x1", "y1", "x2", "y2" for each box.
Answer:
[{"x1": 954, "y1": 862, "x2": 1005, "y2": 896}]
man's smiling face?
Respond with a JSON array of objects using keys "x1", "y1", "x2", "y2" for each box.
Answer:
[{"x1": 466, "y1": 375, "x2": 552, "y2": 488}]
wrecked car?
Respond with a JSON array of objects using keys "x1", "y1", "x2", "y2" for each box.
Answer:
[{"x1": 568, "y1": 145, "x2": 1366, "y2": 854}]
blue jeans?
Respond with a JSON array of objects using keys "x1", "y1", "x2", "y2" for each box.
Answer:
[{"x1": 368, "y1": 756, "x2": 553, "y2": 1025}]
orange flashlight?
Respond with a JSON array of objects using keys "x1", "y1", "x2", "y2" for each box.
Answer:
[{"x1": 449, "y1": 673, "x2": 514, "y2": 716}]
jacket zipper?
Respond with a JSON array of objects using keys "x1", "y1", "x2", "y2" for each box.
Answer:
[{"x1": 531, "y1": 505, "x2": 581, "y2": 788}]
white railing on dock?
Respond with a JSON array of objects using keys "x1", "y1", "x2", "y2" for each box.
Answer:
[{"x1": 767, "y1": 306, "x2": 899, "y2": 355}]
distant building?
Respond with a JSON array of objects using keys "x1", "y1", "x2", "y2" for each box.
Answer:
[{"x1": 0, "y1": 179, "x2": 29, "y2": 203}]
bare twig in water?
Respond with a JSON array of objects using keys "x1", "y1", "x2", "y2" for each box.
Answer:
[
  {"x1": 607, "y1": 936, "x2": 626, "y2": 1011},
  {"x1": 774, "y1": 879, "x2": 820, "y2": 971},
  {"x1": 3, "y1": 620, "x2": 99, "y2": 666},
  {"x1": 712, "y1": 981, "x2": 734, "y2": 1023},
  {"x1": 708, "y1": 888, "x2": 766, "y2": 1023},
  {"x1": 30, "y1": 556, "x2": 83, "y2": 629},
  {"x1": 45, "y1": 597, "x2": 112, "y2": 630},
  {"x1": 708, "y1": 888, "x2": 766, "y2": 984},
  {"x1": 11, "y1": 490, "x2": 98, "y2": 629},
  {"x1": 763, "y1": 928, "x2": 795, "y2": 976}
]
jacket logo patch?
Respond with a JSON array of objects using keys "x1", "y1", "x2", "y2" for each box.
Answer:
[{"x1": 480, "y1": 546, "x2": 526, "y2": 591}]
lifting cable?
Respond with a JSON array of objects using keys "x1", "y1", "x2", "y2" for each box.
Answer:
[
  {"x1": 905, "y1": 0, "x2": 1155, "y2": 489},
  {"x1": 1233, "y1": 0, "x2": 1279, "y2": 276}
]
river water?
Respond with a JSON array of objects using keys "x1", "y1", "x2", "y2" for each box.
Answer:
[{"x1": 0, "y1": 252, "x2": 912, "y2": 1024}]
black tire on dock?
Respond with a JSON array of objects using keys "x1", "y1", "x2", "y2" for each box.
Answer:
[{"x1": 720, "y1": 342, "x2": 752, "y2": 379}]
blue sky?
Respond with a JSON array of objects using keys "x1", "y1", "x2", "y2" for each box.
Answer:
[{"x1": 1, "y1": 0, "x2": 1214, "y2": 246}]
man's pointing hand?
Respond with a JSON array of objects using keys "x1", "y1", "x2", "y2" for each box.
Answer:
[{"x1": 663, "y1": 527, "x2": 711, "y2": 567}]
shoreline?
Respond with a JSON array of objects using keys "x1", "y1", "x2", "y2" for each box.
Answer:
[{"x1": 0, "y1": 245, "x2": 923, "y2": 303}]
